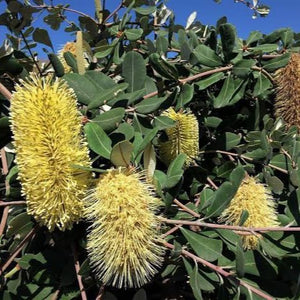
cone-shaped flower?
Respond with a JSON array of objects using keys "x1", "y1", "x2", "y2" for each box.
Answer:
[
  {"x1": 58, "y1": 41, "x2": 90, "y2": 73},
  {"x1": 220, "y1": 176, "x2": 279, "y2": 250},
  {"x1": 158, "y1": 108, "x2": 199, "y2": 166},
  {"x1": 275, "y1": 53, "x2": 300, "y2": 128},
  {"x1": 10, "y1": 75, "x2": 90, "y2": 231},
  {"x1": 84, "y1": 168, "x2": 164, "y2": 289}
]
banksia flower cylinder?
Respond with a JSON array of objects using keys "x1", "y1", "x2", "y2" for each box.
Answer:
[
  {"x1": 84, "y1": 168, "x2": 164, "y2": 289},
  {"x1": 220, "y1": 176, "x2": 279, "y2": 250},
  {"x1": 10, "y1": 75, "x2": 90, "y2": 231},
  {"x1": 274, "y1": 53, "x2": 300, "y2": 128},
  {"x1": 158, "y1": 108, "x2": 199, "y2": 166}
]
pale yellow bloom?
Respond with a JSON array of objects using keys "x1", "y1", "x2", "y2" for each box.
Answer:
[
  {"x1": 220, "y1": 176, "x2": 279, "y2": 249},
  {"x1": 84, "y1": 168, "x2": 164, "y2": 289},
  {"x1": 10, "y1": 74, "x2": 90, "y2": 231},
  {"x1": 158, "y1": 108, "x2": 199, "y2": 166}
]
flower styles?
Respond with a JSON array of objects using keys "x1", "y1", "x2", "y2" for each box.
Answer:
[
  {"x1": 84, "y1": 168, "x2": 164, "y2": 289},
  {"x1": 158, "y1": 108, "x2": 199, "y2": 166},
  {"x1": 10, "y1": 74, "x2": 90, "y2": 231},
  {"x1": 274, "y1": 53, "x2": 300, "y2": 129},
  {"x1": 220, "y1": 176, "x2": 279, "y2": 250}
]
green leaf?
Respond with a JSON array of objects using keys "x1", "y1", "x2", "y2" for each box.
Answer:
[
  {"x1": 94, "y1": 45, "x2": 114, "y2": 58},
  {"x1": 262, "y1": 53, "x2": 291, "y2": 72},
  {"x1": 181, "y1": 228, "x2": 223, "y2": 261},
  {"x1": 154, "y1": 116, "x2": 175, "y2": 130},
  {"x1": 249, "y1": 44, "x2": 278, "y2": 53},
  {"x1": 110, "y1": 140, "x2": 133, "y2": 167},
  {"x1": 195, "y1": 72, "x2": 225, "y2": 90},
  {"x1": 246, "y1": 31, "x2": 263, "y2": 45},
  {"x1": 206, "y1": 182, "x2": 236, "y2": 217},
  {"x1": 175, "y1": 84, "x2": 194, "y2": 109},
  {"x1": 225, "y1": 132, "x2": 241, "y2": 150},
  {"x1": 204, "y1": 116, "x2": 222, "y2": 128},
  {"x1": 149, "y1": 53, "x2": 178, "y2": 80},
  {"x1": 183, "y1": 258, "x2": 203, "y2": 300},
  {"x1": 6, "y1": 212, "x2": 33, "y2": 238},
  {"x1": 232, "y1": 59, "x2": 255, "y2": 78},
  {"x1": 32, "y1": 28, "x2": 53, "y2": 49},
  {"x1": 92, "y1": 108, "x2": 125, "y2": 132},
  {"x1": 84, "y1": 123, "x2": 112, "y2": 159},
  {"x1": 144, "y1": 143, "x2": 156, "y2": 180},
  {"x1": 87, "y1": 83, "x2": 128, "y2": 109},
  {"x1": 136, "y1": 128, "x2": 158, "y2": 156},
  {"x1": 125, "y1": 28, "x2": 143, "y2": 41},
  {"x1": 132, "y1": 289, "x2": 147, "y2": 300},
  {"x1": 213, "y1": 75, "x2": 235, "y2": 108},
  {"x1": 134, "y1": 6, "x2": 156, "y2": 15},
  {"x1": 135, "y1": 96, "x2": 167, "y2": 114},
  {"x1": 193, "y1": 44, "x2": 223, "y2": 67},
  {"x1": 253, "y1": 72, "x2": 272, "y2": 97},
  {"x1": 122, "y1": 51, "x2": 146, "y2": 92},
  {"x1": 219, "y1": 23, "x2": 236, "y2": 62},
  {"x1": 235, "y1": 241, "x2": 245, "y2": 278},
  {"x1": 166, "y1": 153, "x2": 187, "y2": 188},
  {"x1": 48, "y1": 53, "x2": 64, "y2": 77}
]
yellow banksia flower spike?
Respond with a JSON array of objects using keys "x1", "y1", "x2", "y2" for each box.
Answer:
[
  {"x1": 10, "y1": 74, "x2": 91, "y2": 231},
  {"x1": 274, "y1": 53, "x2": 300, "y2": 129},
  {"x1": 220, "y1": 176, "x2": 279, "y2": 250},
  {"x1": 58, "y1": 41, "x2": 91, "y2": 73},
  {"x1": 84, "y1": 168, "x2": 164, "y2": 289},
  {"x1": 158, "y1": 107, "x2": 199, "y2": 166}
]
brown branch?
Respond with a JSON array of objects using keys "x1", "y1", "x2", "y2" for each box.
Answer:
[
  {"x1": 173, "y1": 199, "x2": 200, "y2": 218},
  {"x1": 0, "y1": 201, "x2": 26, "y2": 207},
  {"x1": 252, "y1": 66, "x2": 274, "y2": 83},
  {"x1": 161, "y1": 218, "x2": 300, "y2": 233},
  {"x1": 206, "y1": 177, "x2": 219, "y2": 190},
  {"x1": 72, "y1": 243, "x2": 87, "y2": 300},
  {"x1": 31, "y1": 5, "x2": 98, "y2": 24},
  {"x1": 160, "y1": 225, "x2": 182, "y2": 239},
  {"x1": 0, "y1": 206, "x2": 9, "y2": 236},
  {"x1": 103, "y1": 0, "x2": 124, "y2": 23},
  {"x1": 164, "y1": 241, "x2": 273, "y2": 300},
  {"x1": 0, "y1": 82, "x2": 12, "y2": 101},
  {"x1": 0, "y1": 225, "x2": 39, "y2": 276}
]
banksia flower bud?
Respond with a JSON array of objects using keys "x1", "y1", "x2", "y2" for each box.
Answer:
[
  {"x1": 58, "y1": 41, "x2": 90, "y2": 73},
  {"x1": 84, "y1": 168, "x2": 164, "y2": 289},
  {"x1": 158, "y1": 108, "x2": 199, "y2": 166},
  {"x1": 220, "y1": 176, "x2": 279, "y2": 250},
  {"x1": 10, "y1": 75, "x2": 90, "y2": 231},
  {"x1": 274, "y1": 53, "x2": 300, "y2": 128}
]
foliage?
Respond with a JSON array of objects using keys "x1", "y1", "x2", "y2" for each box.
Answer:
[{"x1": 0, "y1": 0, "x2": 300, "y2": 299}]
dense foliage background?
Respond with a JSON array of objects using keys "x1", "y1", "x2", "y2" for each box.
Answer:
[{"x1": 1, "y1": 0, "x2": 300, "y2": 299}]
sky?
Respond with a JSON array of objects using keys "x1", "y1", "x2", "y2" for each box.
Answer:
[{"x1": 0, "y1": 0, "x2": 300, "y2": 54}]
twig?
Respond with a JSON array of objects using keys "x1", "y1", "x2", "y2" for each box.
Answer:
[
  {"x1": 103, "y1": 0, "x2": 124, "y2": 23},
  {"x1": 0, "y1": 82, "x2": 12, "y2": 101},
  {"x1": 164, "y1": 241, "x2": 273, "y2": 300},
  {"x1": 72, "y1": 243, "x2": 87, "y2": 300},
  {"x1": 206, "y1": 177, "x2": 219, "y2": 190},
  {"x1": 0, "y1": 201, "x2": 26, "y2": 207},
  {"x1": 173, "y1": 199, "x2": 200, "y2": 218},
  {"x1": 51, "y1": 289, "x2": 60, "y2": 300},
  {"x1": 0, "y1": 206, "x2": 9, "y2": 236},
  {"x1": 20, "y1": 31, "x2": 42, "y2": 75},
  {"x1": 160, "y1": 218, "x2": 300, "y2": 233},
  {"x1": 252, "y1": 66, "x2": 274, "y2": 83},
  {"x1": 31, "y1": 5, "x2": 98, "y2": 24},
  {"x1": 160, "y1": 225, "x2": 182, "y2": 239},
  {"x1": 0, "y1": 225, "x2": 39, "y2": 276},
  {"x1": 95, "y1": 285, "x2": 105, "y2": 300}
]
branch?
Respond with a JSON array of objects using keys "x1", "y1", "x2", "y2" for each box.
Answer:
[
  {"x1": 103, "y1": 0, "x2": 124, "y2": 23},
  {"x1": 161, "y1": 218, "x2": 300, "y2": 233},
  {"x1": 0, "y1": 206, "x2": 9, "y2": 236},
  {"x1": 72, "y1": 243, "x2": 87, "y2": 300},
  {"x1": 174, "y1": 199, "x2": 200, "y2": 218},
  {"x1": 0, "y1": 201, "x2": 26, "y2": 207},
  {"x1": 0, "y1": 225, "x2": 39, "y2": 276},
  {"x1": 0, "y1": 82, "x2": 12, "y2": 101},
  {"x1": 164, "y1": 241, "x2": 273, "y2": 300}
]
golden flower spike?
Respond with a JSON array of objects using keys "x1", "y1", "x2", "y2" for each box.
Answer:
[
  {"x1": 158, "y1": 107, "x2": 199, "y2": 166},
  {"x1": 220, "y1": 176, "x2": 279, "y2": 250},
  {"x1": 275, "y1": 53, "x2": 300, "y2": 129},
  {"x1": 84, "y1": 168, "x2": 164, "y2": 289},
  {"x1": 10, "y1": 74, "x2": 91, "y2": 231}
]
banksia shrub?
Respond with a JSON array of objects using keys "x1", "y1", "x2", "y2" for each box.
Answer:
[
  {"x1": 10, "y1": 75, "x2": 90, "y2": 231},
  {"x1": 220, "y1": 176, "x2": 279, "y2": 249},
  {"x1": 158, "y1": 108, "x2": 199, "y2": 166},
  {"x1": 84, "y1": 168, "x2": 164, "y2": 289},
  {"x1": 275, "y1": 53, "x2": 300, "y2": 128}
]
